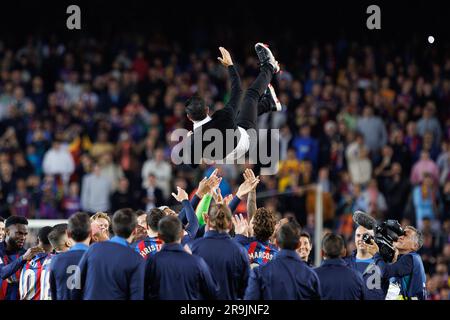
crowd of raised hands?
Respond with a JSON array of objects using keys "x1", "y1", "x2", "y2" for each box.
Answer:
[{"x1": 169, "y1": 167, "x2": 261, "y2": 236}]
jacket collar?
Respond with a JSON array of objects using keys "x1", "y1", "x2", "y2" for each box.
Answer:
[
  {"x1": 276, "y1": 249, "x2": 302, "y2": 262},
  {"x1": 161, "y1": 243, "x2": 185, "y2": 252},
  {"x1": 109, "y1": 236, "x2": 130, "y2": 248},
  {"x1": 321, "y1": 258, "x2": 347, "y2": 267},
  {"x1": 193, "y1": 116, "x2": 212, "y2": 130},
  {"x1": 204, "y1": 230, "x2": 231, "y2": 240},
  {"x1": 70, "y1": 243, "x2": 90, "y2": 252}
]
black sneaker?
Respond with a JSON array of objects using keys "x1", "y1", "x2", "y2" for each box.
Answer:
[{"x1": 255, "y1": 43, "x2": 280, "y2": 73}]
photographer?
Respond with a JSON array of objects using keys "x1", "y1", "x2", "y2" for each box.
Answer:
[{"x1": 367, "y1": 226, "x2": 427, "y2": 300}]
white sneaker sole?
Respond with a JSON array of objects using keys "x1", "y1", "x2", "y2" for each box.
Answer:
[
  {"x1": 255, "y1": 43, "x2": 280, "y2": 73},
  {"x1": 268, "y1": 83, "x2": 282, "y2": 111}
]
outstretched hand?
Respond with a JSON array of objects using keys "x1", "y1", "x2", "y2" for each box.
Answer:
[
  {"x1": 196, "y1": 169, "x2": 222, "y2": 198},
  {"x1": 232, "y1": 214, "x2": 251, "y2": 237},
  {"x1": 236, "y1": 169, "x2": 260, "y2": 199},
  {"x1": 212, "y1": 187, "x2": 224, "y2": 205},
  {"x1": 171, "y1": 186, "x2": 189, "y2": 202},
  {"x1": 217, "y1": 47, "x2": 233, "y2": 67}
]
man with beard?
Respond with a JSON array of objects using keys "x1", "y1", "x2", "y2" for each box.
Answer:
[{"x1": 0, "y1": 216, "x2": 44, "y2": 300}]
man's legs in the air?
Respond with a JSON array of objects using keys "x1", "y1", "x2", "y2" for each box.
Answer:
[{"x1": 257, "y1": 84, "x2": 282, "y2": 116}]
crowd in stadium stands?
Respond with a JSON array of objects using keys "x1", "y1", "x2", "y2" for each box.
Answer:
[{"x1": 0, "y1": 35, "x2": 449, "y2": 299}]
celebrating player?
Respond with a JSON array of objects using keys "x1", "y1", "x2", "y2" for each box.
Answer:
[
  {"x1": 0, "y1": 217, "x2": 43, "y2": 300},
  {"x1": 49, "y1": 212, "x2": 92, "y2": 300},
  {"x1": 18, "y1": 226, "x2": 53, "y2": 300},
  {"x1": 75, "y1": 209, "x2": 145, "y2": 300},
  {"x1": 143, "y1": 215, "x2": 218, "y2": 300}
]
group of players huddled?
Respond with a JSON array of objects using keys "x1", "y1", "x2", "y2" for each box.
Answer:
[{"x1": 0, "y1": 167, "x2": 424, "y2": 300}]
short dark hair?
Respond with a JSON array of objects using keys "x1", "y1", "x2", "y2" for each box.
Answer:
[
  {"x1": 48, "y1": 224, "x2": 68, "y2": 249},
  {"x1": 158, "y1": 216, "x2": 182, "y2": 243},
  {"x1": 300, "y1": 231, "x2": 312, "y2": 244},
  {"x1": 112, "y1": 208, "x2": 137, "y2": 238},
  {"x1": 68, "y1": 212, "x2": 92, "y2": 242},
  {"x1": 0, "y1": 216, "x2": 5, "y2": 223},
  {"x1": 322, "y1": 233, "x2": 345, "y2": 259},
  {"x1": 37, "y1": 226, "x2": 53, "y2": 246},
  {"x1": 135, "y1": 210, "x2": 146, "y2": 218},
  {"x1": 5, "y1": 216, "x2": 28, "y2": 228},
  {"x1": 147, "y1": 208, "x2": 166, "y2": 232},
  {"x1": 276, "y1": 220, "x2": 302, "y2": 250},
  {"x1": 185, "y1": 94, "x2": 207, "y2": 121}
]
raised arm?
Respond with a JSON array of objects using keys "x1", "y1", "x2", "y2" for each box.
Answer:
[
  {"x1": 172, "y1": 186, "x2": 199, "y2": 239},
  {"x1": 247, "y1": 189, "x2": 257, "y2": 222},
  {"x1": 218, "y1": 47, "x2": 242, "y2": 114},
  {"x1": 236, "y1": 168, "x2": 259, "y2": 221}
]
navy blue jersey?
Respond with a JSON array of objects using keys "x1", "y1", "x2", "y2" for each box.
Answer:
[
  {"x1": 75, "y1": 237, "x2": 145, "y2": 300},
  {"x1": 190, "y1": 230, "x2": 250, "y2": 300},
  {"x1": 244, "y1": 249, "x2": 321, "y2": 300},
  {"x1": 49, "y1": 243, "x2": 89, "y2": 300},
  {"x1": 144, "y1": 243, "x2": 218, "y2": 300},
  {"x1": 315, "y1": 258, "x2": 365, "y2": 300},
  {"x1": 344, "y1": 251, "x2": 387, "y2": 300},
  {"x1": 374, "y1": 252, "x2": 427, "y2": 300},
  {"x1": 0, "y1": 241, "x2": 26, "y2": 300},
  {"x1": 234, "y1": 235, "x2": 279, "y2": 267}
]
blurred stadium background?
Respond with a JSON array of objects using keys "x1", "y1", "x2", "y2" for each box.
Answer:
[{"x1": 0, "y1": 0, "x2": 449, "y2": 299}]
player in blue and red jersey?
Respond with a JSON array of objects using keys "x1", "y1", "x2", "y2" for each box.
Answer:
[
  {"x1": 233, "y1": 207, "x2": 279, "y2": 268},
  {"x1": 40, "y1": 223, "x2": 72, "y2": 300},
  {"x1": 133, "y1": 182, "x2": 204, "y2": 259},
  {"x1": 19, "y1": 226, "x2": 53, "y2": 300},
  {"x1": 232, "y1": 170, "x2": 279, "y2": 268},
  {"x1": 133, "y1": 208, "x2": 164, "y2": 259},
  {"x1": 0, "y1": 216, "x2": 44, "y2": 300}
]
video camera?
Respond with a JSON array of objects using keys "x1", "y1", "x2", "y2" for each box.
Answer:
[{"x1": 353, "y1": 211, "x2": 405, "y2": 262}]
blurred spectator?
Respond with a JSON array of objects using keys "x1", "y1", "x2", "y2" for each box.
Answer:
[
  {"x1": 80, "y1": 163, "x2": 112, "y2": 213},
  {"x1": 417, "y1": 103, "x2": 442, "y2": 145},
  {"x1": 413, "y1": 173, "x2": 441, "y2": 230},
  {"x1": 141, "y1": 147, "x2": 172, "y2": 199},
  {"x1": 278, "y1": 148, "x2": 302, "y2": 192},
  {"x1": 291, "y1": 125, "x2": 318, "y2": 169},
  {"x1": 345, "y1": 132, "x2": 372, "y2": 186},
  {"x1": 110, "y1": 177, "x2": 134, "y2": 212},
  {"x1": 410, "y1": 151, "x2": 440, "y2": 186},
  {"x1": 356, "y1": 106, "x2": 387, "y2": 159},
  {"x1": 383, "y1": 162, "x2": 411, "y2": 221},
  {"x1": 42, "y1": 139, "x2": 75, "y2": 186},
  {"x1": 90, "y1": 130, "x2": 114, "y2": 161},
  {"x1": 357, "y1": 178, "x2": 387, "y2": 218},
  {"x1": 98, "y1": 152, "x2": 124, "y2": 192},
  {"x1": 61, "y1": 181, "x2": 81, "y2": 218},
  {"x1": 437, "y1": 141, "x2": 450, "y2": 186},
  {"x1": 140, "y1": 173, "x2": 164, "y2": 211},
  {"x1": 8, "y1": 178, "x2": 33, "y2": 217}
]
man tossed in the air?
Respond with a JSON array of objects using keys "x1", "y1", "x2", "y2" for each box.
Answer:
[{"x1": 181, "y1": 43, "x2": 282, "y2": 166}]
